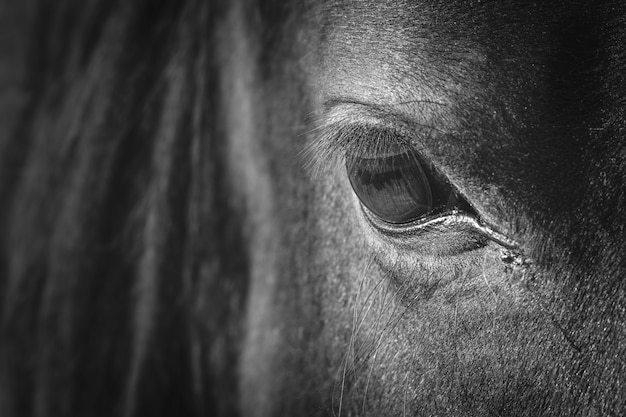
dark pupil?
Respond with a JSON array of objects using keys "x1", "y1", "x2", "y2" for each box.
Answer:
[{"x1": 347, "y1": 150, "x2": 469, "y2": 224}]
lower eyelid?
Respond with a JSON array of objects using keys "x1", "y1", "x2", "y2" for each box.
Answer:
[
  {"x1": 360, "y1": 207, "x2": 488, "y2": 255},
  {"x1": 360, "y1": 204, "x2": 519, "y2": 255}
]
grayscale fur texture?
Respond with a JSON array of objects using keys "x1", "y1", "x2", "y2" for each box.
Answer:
[{"x1": 0, "y1": 1, "x2": 624, "y2": 416}]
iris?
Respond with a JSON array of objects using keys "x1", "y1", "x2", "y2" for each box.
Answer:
[{"x1": 347, "y1": 148, "x2": 471, "y2": 224}]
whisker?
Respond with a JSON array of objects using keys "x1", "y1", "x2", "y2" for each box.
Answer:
[
  {"x1": 354, "y1": 266, "x2": 389, "y2": 337},
  {"x1": 481, "y1": 250, "x2": 499, "y2": 304},
  {"x1": 335, "y1": 255, "x2": 377, "y2": 415},
  {"x1": 361, "y1": 338, "x2": 380, "y2": 414}
]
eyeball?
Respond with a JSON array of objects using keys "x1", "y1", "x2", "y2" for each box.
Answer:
[
  {"x1": 347, "y1": 151, "x2": 433, "y2": 224},
  {"x1": 346, "y1": 147, "x2": 476, "y2": 224}
]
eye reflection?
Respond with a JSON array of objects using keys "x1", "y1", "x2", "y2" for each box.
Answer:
[
  {"x1": 348, "y1": 152, "x2": 432, "y2": 223},
  {"x1": 347, "y1": 149, "x2": 475, "y2": 224}
]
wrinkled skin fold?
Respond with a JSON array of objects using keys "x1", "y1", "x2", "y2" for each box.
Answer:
[{"x1": 0, "y1": 1, "x2": 625, "y2": 416}]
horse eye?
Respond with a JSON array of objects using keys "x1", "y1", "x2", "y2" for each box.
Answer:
[{"x1": 347, "y1": 150, "x2": 473, "y2": 224}]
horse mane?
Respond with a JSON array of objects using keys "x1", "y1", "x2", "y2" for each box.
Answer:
[{"x1": 0, "y1": 1, "x2": 275, "y2": 415}]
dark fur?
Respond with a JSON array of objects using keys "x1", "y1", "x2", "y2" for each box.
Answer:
[{"x1": 0, "y1": 1, "x2": 249, "y2": 415}]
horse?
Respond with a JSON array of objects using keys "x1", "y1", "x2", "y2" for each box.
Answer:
[{"x1": 0, "y1": 0, "x2": 624, "y2": 416}]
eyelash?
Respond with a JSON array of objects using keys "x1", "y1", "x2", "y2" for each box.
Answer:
[{"x1": 302, "y1": 119, "x2": 426, "y2": 178}]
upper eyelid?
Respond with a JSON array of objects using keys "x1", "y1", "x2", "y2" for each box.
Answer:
[
  {"x1": 303, "y1": 100, "x2": 444, "y2": 176},
  {"x1": 318, "y1": 99, "x2": 448, "y2": 139}
]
